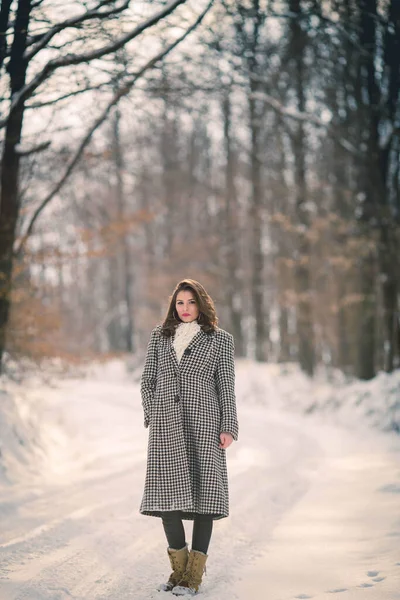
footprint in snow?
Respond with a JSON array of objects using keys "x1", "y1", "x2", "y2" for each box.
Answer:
[
  {"x1": 294, "y1": 595, "x2": 313, "y2": 599},
  {"x1": 358, "y1": 583, "x2": 374, "y2": 588},
  {"x1": 326, "y1": 589, "x2": 348, "y2": 594},
  {"x1": 367, "y1": 570, "x2": 379, "y2": 577}
]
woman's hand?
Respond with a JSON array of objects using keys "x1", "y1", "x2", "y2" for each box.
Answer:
[{"x1": 219, "y1": 432, "x2": 234, "y2": 449}]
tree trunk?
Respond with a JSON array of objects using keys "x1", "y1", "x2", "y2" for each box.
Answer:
[
  {"x1": 0, "y1": 0, "x2": 32, "y2": 371},
  {"x1": 162, "y1": 96, "x2": 177, "y2": 256},
  {"x1": 278, "y1": 306, "x2": 291, "y2": 362},
  {"x1": 380, "y1": 0, "x2": 400, "y2": 372},
  {"x1": 357, "y1": 249, "x2": 376, "y2": 379},
  {"x1": 222, "y1": 91, "x2": 245, "y2": 356},
  {"x1": 289, "y1": 0, "x2": 315, "y2": 376},
  {"x1": 248, "y1": 53, "x2": 268, "y2": 361},
  {"x1": 354, "y1": 0, "x2": 399, "y2": 378},
  {"x1": 0, "y1": 0, "x2": 12, "y2": 71},
  {"x1": 273, "y1": 115, "x2": 292, "y2": 363},
  {"x1": 113, "y1": 108, "x2": 134, "y2": 353}
]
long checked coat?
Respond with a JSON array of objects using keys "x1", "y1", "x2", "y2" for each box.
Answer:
[{"x1": 139, "y1": 324, "x2": 239, "y2": 521}]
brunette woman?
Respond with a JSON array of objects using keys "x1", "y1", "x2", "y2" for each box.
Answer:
[{"x1": 139, "y1": 278, "x2": 239, "y2": 595}]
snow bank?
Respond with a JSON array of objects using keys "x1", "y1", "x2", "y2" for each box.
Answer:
[
  {"x1": 0, "y1": 381, "x2": 71, "y2": 485},
  {"x1": 235, "y1": 360, "x2": 400, "y2": 434},
  {"x1": 0, "y1": 357, "x2": 144, "y2": 486}
]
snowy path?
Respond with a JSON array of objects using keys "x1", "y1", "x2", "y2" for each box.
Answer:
[{"x1": 0, "y1": 365, "x2": 399, "y2": 599}]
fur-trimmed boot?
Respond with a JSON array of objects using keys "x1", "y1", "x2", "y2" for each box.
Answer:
[
  {"x1": 172, "y1": 549, "x2": 208, "y2": 596},
  {"x1": 158, "y1": 544, "x2": 189, "y2": 592}
]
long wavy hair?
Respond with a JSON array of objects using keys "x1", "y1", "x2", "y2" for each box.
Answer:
[{"x1": 161, "y1": 279, "x2": 218, "y2": 337}]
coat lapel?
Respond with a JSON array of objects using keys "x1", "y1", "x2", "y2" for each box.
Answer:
[{"x1": 167, "y1": 334, "x2": 179, "y2": 371}]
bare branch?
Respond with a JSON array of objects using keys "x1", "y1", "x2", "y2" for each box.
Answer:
[
  {"x1": 25, "y1": 0, "x2": 131, "y2": 62},
  {"x1": 10, "y1": 0, "x2": 188, "y2": 114},
  {"x1": 26, "y1": 80, "x2": 113, "y2": 109},
  {"x1": 15, "y1": 0, "x2": 214, "y2": 254},
  {"x1": 15, "y1": 140, "x2": 51, "y2": 156}
]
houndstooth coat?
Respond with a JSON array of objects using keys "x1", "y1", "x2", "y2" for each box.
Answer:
[{"x1": 139, "y1": 324, "x2": 239, "y2": 521}]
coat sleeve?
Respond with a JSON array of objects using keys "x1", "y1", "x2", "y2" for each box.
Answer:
[
  {"x1": 215, "y1": 333, "x2": 239, "y2": 441},
  {"x1": 140, "y1": 326, "x2": 160, "y2": 428}
]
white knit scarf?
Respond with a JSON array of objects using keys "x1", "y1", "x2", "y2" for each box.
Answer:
[{"x1": 173, "y1": 320, "x2": 201, "y2": 363}]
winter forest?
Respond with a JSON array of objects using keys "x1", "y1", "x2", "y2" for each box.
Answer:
[
  {"x1": 1, "y1": 0, "x2": 399, "y2": 382},
  {"x1": 1, "y1": 2, "x2": 400, "y2": 598}
]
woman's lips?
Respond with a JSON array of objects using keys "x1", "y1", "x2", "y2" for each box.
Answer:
[{"x1": 182, "y1": 314, "x2": 190, "y2": 316}]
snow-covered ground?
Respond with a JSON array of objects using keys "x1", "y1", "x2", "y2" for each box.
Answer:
[{"x1": 0, "y1": 359, "x2": 399, "y2": 599}]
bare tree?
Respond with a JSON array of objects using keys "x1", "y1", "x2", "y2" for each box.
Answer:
[{"x1": 0, "y1": 0, "x2": 213, "y2": 370}]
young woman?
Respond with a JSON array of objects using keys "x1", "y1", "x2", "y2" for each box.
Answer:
[{"x1": 139, "y1": 278, "x2": 239, "y2": 595}]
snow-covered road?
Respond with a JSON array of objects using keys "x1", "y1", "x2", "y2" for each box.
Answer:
[{"x1": 0, "y1": 362, "x2": 399, "y2": 599}]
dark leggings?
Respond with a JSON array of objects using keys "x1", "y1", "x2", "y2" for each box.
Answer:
[{"x1": 161, "y1": 511, "x2": 213, "y2": 554}]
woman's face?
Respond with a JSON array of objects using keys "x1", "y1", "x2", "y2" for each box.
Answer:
[{"x1": 175, "y1": 290, "x2": 200, "y2": 323}]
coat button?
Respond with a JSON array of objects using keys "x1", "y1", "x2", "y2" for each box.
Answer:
[{"x1": 174, "y1": 394, "x2": 180, "y2": 403}]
